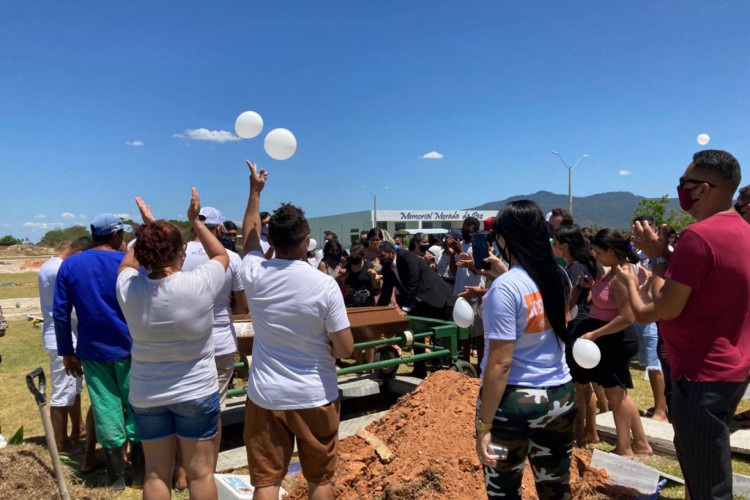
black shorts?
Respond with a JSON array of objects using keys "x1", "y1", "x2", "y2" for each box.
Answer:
[{"x1": 565, "y1": 317, "x2": 639, "y2": 389}]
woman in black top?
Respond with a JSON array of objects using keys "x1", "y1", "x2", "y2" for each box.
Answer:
[{"x1": 344, "y1": 243, "x2": 379, "y2": 307}]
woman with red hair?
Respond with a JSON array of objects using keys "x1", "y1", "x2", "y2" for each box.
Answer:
[{"x1": 116, "y1": 188, "x2": 228, "y2": 500}]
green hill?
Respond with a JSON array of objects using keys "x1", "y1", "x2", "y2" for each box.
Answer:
[{"x1": 468, "y1": 191, "x2": 682, "y2": 230}]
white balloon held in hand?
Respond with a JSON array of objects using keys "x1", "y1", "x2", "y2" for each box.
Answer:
[
  {"x1": 308, "y1": 238, "x2": 317, "y2": 252},
  {"x1": 264, "y1": 128, "x2": 297, "y2": 160},
  {"x1": 572, "y1": 339, "x2": 601, "y2": 369},
  {"x1": 453, "y1": 297, "x2": 474, "y2": 328},
  {"x1": 697, "y1": 133, "x2": 710, "y2": 146},
  {"x1": 235, "y1": 111, "x2": 264, "y2": 139}
]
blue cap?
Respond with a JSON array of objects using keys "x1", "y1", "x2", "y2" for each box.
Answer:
[{"x1": 90, "y1": 213, "x2": 132, "y2": 237}]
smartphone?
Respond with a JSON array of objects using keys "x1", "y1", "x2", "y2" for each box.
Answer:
[{"x1": 472, "y1": 232, "x2": 491, "y2": 270}]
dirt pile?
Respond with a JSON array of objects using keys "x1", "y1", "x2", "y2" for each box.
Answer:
[
  {"x1": 284, "y1": 370, "x2": 640, "y2": 499},
  {"x1": 0, "y1": 245, "x2": 54, "y2": 257},
  {"x1": 0, "y1": 443, "x2": 109, "y2": 500}
]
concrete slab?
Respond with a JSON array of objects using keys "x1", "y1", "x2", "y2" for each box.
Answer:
[
  {"x1": 338, "y1": 375, "x2": 382, "y2": 399},
  {"x1": 734, "y1": 473, "x2": 750, "y2": 496},
  {"x1": 217, "y1": 409, "x2": 390, "y2": 472},
  {"x1": 595, "y1": 411, "x2": 750, "y2": 457},
  {"x1": 386, "y1": 375, "x2": 423, "y2": 395}
]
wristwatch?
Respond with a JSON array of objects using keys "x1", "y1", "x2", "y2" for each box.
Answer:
[
  {"x1": 648, "y1": 257, "x2": 667, "y2": 270},
  {"x1": 475, "y1": 418, "x2": 493, "y2": 432}
]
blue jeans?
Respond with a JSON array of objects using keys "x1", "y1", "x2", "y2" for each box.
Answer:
[{"x1": 131, "y1": 392, "x2": 220, "y2": 441}]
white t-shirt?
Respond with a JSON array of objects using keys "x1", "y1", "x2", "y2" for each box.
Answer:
[
  {"x1": 182, "y1": 241, "x2": 244, "y2": 356},
  {"x1": 241, "y1": 251, "x2": 350, "y2": 410},
  {"x1": 454, "y1": 242, "x2": 483, "y2": 295},
  {"x1": 39, "y1": 257, "x2": 77, "y2": 351},
  {"x1": 480, "y1": 265, "x2": 571, "y2": 387},
  {"x1": 116, "y1": 261, "x2": 225, "y2": 407}
]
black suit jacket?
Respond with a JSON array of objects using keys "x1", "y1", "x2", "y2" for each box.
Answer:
[{"x1": 376, "y1": 249, "x2": 453, "y2": 310}]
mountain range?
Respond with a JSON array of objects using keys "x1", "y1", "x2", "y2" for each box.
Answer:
[{"x1": 468, "y1": 191, "x2": 682, "y2": 230}]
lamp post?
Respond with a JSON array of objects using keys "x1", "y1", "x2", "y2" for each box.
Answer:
[
  {"x1": 551, "y1": 151, "x2": 589, "y2": 215},
  {"x1": 361, "y1": 186, "x2": 389, "y2": 229}
]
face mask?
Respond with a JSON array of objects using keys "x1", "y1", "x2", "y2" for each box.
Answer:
[
  {"x1": 220, "y1": 236, "x2": 236, "y2": 251},
  {"x1": 419, "y1": 244, "x2": 430, "y2": 252},
  {"x1": 393, "y1": 244, "x2": 401, "y2": 251},
  {"x1": 677, "y1": 185, "x2": 696, "y2": 211},
  {"x1": 351, "y1": 256, "x2": 363, "y2": 264},
  {"x1": 328, "y1": 252, "x2": 341, "y2": 261},
  {"x1": 380, "y1": 258, "x2": 392, "y2": 267},
  {"x1": 461, "y1": 230, "x2": 471, "y2": 242}
]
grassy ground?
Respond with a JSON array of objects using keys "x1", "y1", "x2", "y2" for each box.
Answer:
[
  {"x1": 0, "y1": 271, "x2": 40, "y2": 299},
  {"x1": 2, "y1": 278, "x2": 749, "y2": 498}
]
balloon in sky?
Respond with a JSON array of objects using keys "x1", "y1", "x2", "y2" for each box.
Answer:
[
  {"x1": 308, "y1": 238, "x2": 317, "y2": 252},
  {"x1": 235, "y1": 111, "x2": 264, "y2": 139},
  {"x1": 264, "y1": 128, "x2": 297, "y2": 160},
  {"x1": 697, "y1": 133, "x2": 710, "y2": 146},
  {"x1": 572, "y1": 339, "x2": 601, "y2": 369},
  {"x1": 452, "y1": 297, "x2": 474, "y2": 328}
]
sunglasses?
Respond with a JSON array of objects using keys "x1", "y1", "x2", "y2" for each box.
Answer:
[{"x1": 678, "y1": 176, "x2": 717, "y2": 188}]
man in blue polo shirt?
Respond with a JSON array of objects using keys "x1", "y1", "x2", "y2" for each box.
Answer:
[{"x1": 53, "y1": 213, "x2": 141, "y2": 490}]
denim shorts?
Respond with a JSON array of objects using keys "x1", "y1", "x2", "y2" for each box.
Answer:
[
  {"x1": 635, "y1": 322, "x2": 661, "y2": 371},
  {"x1": 131, "y1": 392, "x2": 220, "y2": 442}
]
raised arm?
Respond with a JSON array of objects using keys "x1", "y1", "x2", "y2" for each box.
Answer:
[
  {"x1": 242, "y1": 160, "x2": 268, "y2": 256},
  {"x1": 189, "y1": 187, "x2": 229, "y2": 270}
]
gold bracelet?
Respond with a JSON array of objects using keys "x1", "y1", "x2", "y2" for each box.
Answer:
[{"x1": 475, "y1": 418, "x2": 493, "y2": 432}]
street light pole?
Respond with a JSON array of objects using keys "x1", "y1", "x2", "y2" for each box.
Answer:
[
  {"x1": 361, "y1": 186, "x2": 388, "y2": 229},
  {"x1": 551, "y1": 151, "x2": 589, "y2": 215}
]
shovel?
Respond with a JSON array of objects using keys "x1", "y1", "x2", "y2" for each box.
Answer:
[{"x1": 26, "y1": 367, "x2": 71, "y2": 500}]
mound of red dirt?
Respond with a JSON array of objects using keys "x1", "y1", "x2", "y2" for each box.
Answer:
[{"x1": 284, "y1": 370, "x2": 638, "y2": 499}]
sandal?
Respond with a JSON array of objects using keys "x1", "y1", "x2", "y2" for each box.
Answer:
[
  {"x1": 732, "y1": 409, "x2": 750, "y2": 430},
  {"x1": 639, "y1": 407, "x2": 655, "y2": 418}
]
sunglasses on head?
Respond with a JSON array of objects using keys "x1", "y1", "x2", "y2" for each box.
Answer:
[{"x1": 678, "y1": 176, "x2": 717, "y2": 188}]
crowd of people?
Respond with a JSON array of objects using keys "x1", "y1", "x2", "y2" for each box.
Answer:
[{"x1": 26, "y1": 149, "x2": 750, "y2": 499}]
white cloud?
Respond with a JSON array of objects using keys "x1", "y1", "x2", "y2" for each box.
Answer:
[
  {"x1": 34, "y1": 214, "x2": 47, "y2": 219},
  {"x1": 420, "y1": 151, "x2": 444, "y2": 160},
  {"x1": 618, "y1": 170, "x2": 631, "y2": 176},
  {"x1": 61, "y1": 212, "x2": 76, "y2": 219},
  {"x1": 0, "y1": 223, "x2": 11, "y2": 227},
  {"x1": 116, "y1": 213, "x2": 131, "y2": 220},
  {"x1": 78, "y1": 214, "x2": 87, "y2": 219},
  {"x1": 23, "y1": 222, "x2": 64, "y2": 230},
  {"x1": 174, "y1": 128, "x2": 240, "y2": 144},
  {"x1": 126, "y1": 140, "x2": 144, "y2": 147}
]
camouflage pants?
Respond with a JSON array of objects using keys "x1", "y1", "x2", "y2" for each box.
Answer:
[{"x1": 478, "y1": 381, "x2": 576, "y2": 499}]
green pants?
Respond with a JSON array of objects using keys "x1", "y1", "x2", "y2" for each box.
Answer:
[
  {"x1": 82, "y1": 358, "x2": 139, "y2": 448},
  {"x1": 478, "y1": 381, "x2": 576, "y2": 500}
]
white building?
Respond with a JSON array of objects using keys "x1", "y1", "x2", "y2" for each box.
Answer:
[{"x1": 307, "y1": 209, "x2": 497, "y2": 244}]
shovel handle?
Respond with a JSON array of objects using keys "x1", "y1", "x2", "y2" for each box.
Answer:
[{"x1": 26, "y1": 367, "x2": 47, "y2": 406}]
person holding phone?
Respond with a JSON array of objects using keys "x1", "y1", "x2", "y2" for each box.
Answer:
[
  {"x1": 452, "y1": 217, "x2": 485, "y2": 366},
  {"x1": 476, "y1": 200, "x2": 575, "y2": 498}
]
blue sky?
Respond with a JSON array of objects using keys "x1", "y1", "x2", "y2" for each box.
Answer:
[{"x1": 2, "y1": 1, "x2": 749, "y2": 241}]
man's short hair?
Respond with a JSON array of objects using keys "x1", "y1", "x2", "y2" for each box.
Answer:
[
  {"x1": 463, "y1": 216, "x2": 480, "y2": 231},
  {"x1": 323, "y1": 231, "x2": 338, "y2": 240},
  {"x1": 692, "y1": 150, "x2": 741, "y2": 191},
  {"x1": 269, "y1": 204, "x2": 309, "y2": 253},
  {"x1": 70, "y1": 236, "x2": 93, "y2": 252},
  {"x1": 551, "y1": 208, "x2": 574, "y2": 225},
  {"x1": 376, "y1": 241, "x2": 395, "y2": 253},
  {"x1": 633, "y1": 215, "x2": 655, "y2": 226},
  {"x1": 259, "y1": 211, "x2": 270, "y2": 220}
]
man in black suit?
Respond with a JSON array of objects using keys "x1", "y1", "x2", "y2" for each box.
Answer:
[
  {"x1": 376, "y1": 241, "x2": 454, "y2": 318},
  {"x1": 376, "y1": 241, "x2": 454, "y2": 377}
]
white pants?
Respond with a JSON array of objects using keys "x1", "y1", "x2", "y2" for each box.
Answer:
[{"x1": 47, "y1": 349, "x2": 84, "y2": 407}]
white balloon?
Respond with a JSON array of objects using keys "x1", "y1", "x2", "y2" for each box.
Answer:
[
  {"x1": 452, "y1": 297, "x2": 474, "y2": 328},
  {"x1": 572, "y1": 339, "x2": 601, "y2": 369},
  {"x1": 264, "y1": 128, "x2": 297, "y2": 160},
  {"x1": 235, "y1": 111, "x2": 264, "y2": 139},
  {"x1": 697, "y1": 133, "x2": 710, "y2": 146},
  {"x1": 569, "y1": 305, "x2": 578, "y2": 321},
  {"x1": 308, "y1": 238, "x2": 317, "y2": 252}
]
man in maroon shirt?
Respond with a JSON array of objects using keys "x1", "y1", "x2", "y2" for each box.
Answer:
[{"x1": 620, "y1": 150, "x2": 750, "y2": 499}]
